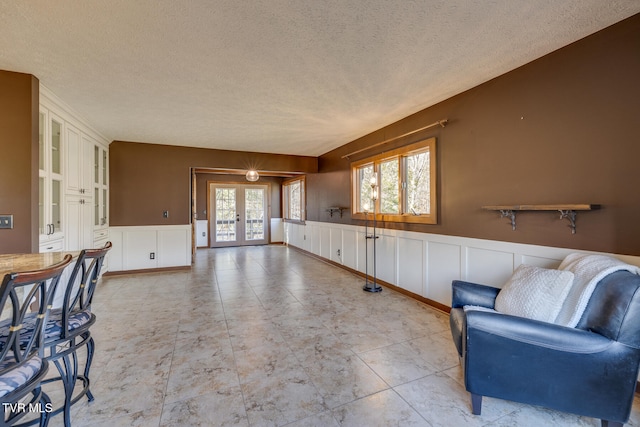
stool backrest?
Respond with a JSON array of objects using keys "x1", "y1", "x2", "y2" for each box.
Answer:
[
  {"x1": 0, "y1": 254, "x2": 72, "y2": 365},
  {"x1": 63, "y1": 242, "x2": 112, "y2": 315}
]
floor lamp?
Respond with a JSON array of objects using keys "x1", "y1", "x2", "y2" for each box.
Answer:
[{"x1": 364, "y1": 172, "x2": 382, "y2": 293}]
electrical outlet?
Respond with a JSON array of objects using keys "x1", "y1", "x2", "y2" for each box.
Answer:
[
  {"x1": 337, "y1": 249, "x2": 341, "y2": 257},
  {"x1": 0, "y1": 215, "x2": 13, "y2": 229},
  {"x1": 202, "y1": 232, "x2": 206, "y2": 237},
  {"x1": 163, "y1": 211, "x2": 169, "y2": 218},
  {"x1": 150, "y1": 252, "x2": 155, "y2": 259}
]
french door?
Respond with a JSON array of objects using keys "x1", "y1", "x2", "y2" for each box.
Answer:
[{"x1": 209, "y1": 184, "x2": 269, "y2": 247}]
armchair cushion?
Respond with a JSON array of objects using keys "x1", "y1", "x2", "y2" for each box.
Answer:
[{"x1": 494, "y1": 264, "x2": 574, "y2": 323}]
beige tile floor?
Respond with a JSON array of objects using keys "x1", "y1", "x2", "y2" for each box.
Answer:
[{"x1": 43, "y1": 245, "x2": 640, "y2": 426}]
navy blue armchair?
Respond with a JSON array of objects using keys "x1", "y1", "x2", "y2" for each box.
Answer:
[{"x1": 449, "y1": 270, "x2": 640, "y2": 427}]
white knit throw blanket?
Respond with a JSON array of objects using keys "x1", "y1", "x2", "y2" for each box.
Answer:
[{"x1": 555, "y1": 253, "x2": 640, "y2": 327}]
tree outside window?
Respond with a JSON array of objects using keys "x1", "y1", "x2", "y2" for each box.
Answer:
[
  {"x1": 350, "y1": 137, "x2": 437, "y2": 224},
  {"x1": 380, "y1": 158, "x2": 399, "y2": 214},
  {"x1": 283, "y1": 176, "x2": 306, "y2": 222}
]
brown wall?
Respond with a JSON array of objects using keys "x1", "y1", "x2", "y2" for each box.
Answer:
[
  {"x1": 194, "y1": 173, "x2": 283, "y2": 220},
  {"x1": 311, "y1": 14, "x2": 640, "y2": 256},
  {"x1": 0, "y1": 70, "x2": 39, "y2": 254},
  {"x1": 109, "y1": 141, "x2": 316, "y2": 226}
]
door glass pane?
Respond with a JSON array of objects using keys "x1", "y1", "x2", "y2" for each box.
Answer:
[
  {"x1": 216, "y1": 188, "x2": 236, "y2": 242},
  {"x1": 39, "y1": 112, "x2": 45, "y2": 171},
  {"x1": 358, "y1": 164, "x2": 374, "y2": 213},
  {"x1": 51, "y1": 179, "x2": 61, "y2": 233},
  {"x1": 380, "y1": 158, "x2": 399, "y2": 214},
  {"x1": 406, "y1": 150, "x2": 431, "y2": 215},
  {"x1": 51, "y1": 119, "x2": 61, "y2": 174},
  {"x1": 245, "y1": 188, "x2": 264, "y2": 240}
]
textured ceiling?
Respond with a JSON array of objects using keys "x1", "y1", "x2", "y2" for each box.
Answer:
[{"x1": 1, "y1": 1, "x2": 638, "y2": 157}]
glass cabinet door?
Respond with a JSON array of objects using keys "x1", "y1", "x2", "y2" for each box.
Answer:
[
  {"x1": 94, "y1": 145, "x2": 99, "y2": 185},
  {"x1": 39, "y1": 109, "x2": 65, "y2": 242},
  {"x1": 51, "y1": 179, "x2": 61, "y2": 234},
  {"x1": 39, "y1": 177, "x2": 45, "y2": 235},
  {"x1": 93, "y1": 145, "x2": 108, "y2": 227},
  {"x1": 39, "y1": 112, "x2": 45, "y2": 171},
  {"x1": 94, "y1": 188, "x2": 100, "y2": 227},
  {"x1": 51, "y1": 118, "x2": 61, "y2": 175}
]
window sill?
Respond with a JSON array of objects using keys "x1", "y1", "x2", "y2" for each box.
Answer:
[{"x1": 352, "y1": 212, "x2": 437, "y2": 225}]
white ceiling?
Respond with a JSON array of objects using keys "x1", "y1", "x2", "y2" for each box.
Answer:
[{"x1": 1, "y1": 1, "x2": 638, "y2": 157}]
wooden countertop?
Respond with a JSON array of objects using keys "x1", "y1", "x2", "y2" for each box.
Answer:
[{"x1": 0, "y1": 252, "x2": 80, "y2": 279}]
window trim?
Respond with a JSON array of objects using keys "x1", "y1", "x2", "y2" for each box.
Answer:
[
  {"x1": 350, "y1": 137, "x2": 437, "y2": 224},
  {"x1": 282, "y1": 175, "x2": 306, "y2": 224}
]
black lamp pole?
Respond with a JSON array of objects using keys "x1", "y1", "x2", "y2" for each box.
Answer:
[{"x1": 364, "y1": 173, "x2": 382, "y2": 293}]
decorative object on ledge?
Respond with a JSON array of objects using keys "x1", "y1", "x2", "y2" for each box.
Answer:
[
  {"x1": 482, "y1": 204, "x2": 600, "y2": 234},
  {"x1": 326, "y1": 207, "x2": 348, "y2": 218},
  {"x1": 364, "y1": 173, "x2": 382, "y2": 293}
]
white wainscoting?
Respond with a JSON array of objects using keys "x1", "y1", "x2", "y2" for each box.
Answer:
[
  {"x1": 108, "y1": 225, "x2": 192, "y2": 272},
  {"x1": 196, "y1": 220, "x2": 208, "y2": 247},
  {"x1": 271, "y1": 218, "x2": 284, "y2": 243},
  {"x1": 284, "y1": 221, "x2": 640, "y2": 308}
]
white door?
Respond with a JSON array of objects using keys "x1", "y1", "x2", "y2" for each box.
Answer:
[{"x1": 209, "y1": 184, "x2": 269, "y2": 247}]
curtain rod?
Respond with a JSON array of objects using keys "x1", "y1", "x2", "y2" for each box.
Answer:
[{"x1": 342, "y1": 119, "x2": 448, "y2": 159}]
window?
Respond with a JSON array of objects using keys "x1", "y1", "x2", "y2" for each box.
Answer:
[
  {"x1": 283, "y1": 176, "x2": 306, "y2": 222},
  {"x1": 351, "y1": 138, "x2": 437, "y2": 224}
]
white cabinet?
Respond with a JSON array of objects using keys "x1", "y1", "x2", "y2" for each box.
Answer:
[
  {"x1": 39, "y1": 238, "x2": 64, "y2": 253},
  {"x1": 108, "y1": 226, "x2": 191, "y2": 272},
  {"x1": 93, "y1": 228, "x2": 110, "y2": 273},
  {"x1": 39, "y1": 108, "x2": 64, "y2": 245},
  {"x1": 66, "y1": 195, "x2": 94, "y2": 251},
  {"x1": 64, "y1": 128, "x2": 108, "y2": 253},
  {"x1": 65, "y1": 124, "x2": 94, "y2": 197},
  {"x1": 39, "y1": 85, "x2": 110, "y2": 261}
]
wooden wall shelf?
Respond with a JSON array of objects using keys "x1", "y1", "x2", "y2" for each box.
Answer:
[{"x1": 482, "y1": 204, "x2": 600, "y2": 234}]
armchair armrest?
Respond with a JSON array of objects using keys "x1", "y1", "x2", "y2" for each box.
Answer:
[
  {"x1": 465, "y1": 310, "x2": 612, "y2": 352},
  {"x1": 451, "y1": 280, "x2": 500, "y2": 309}
]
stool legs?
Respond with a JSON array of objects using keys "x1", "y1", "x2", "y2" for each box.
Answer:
[
  {"x1": 43, "y1": 334, "x2": 93, "y2": 427},
  {"x1": 83, "y1": 335, "x2": 95, "y2": 402},
  {"x1": 51, "y1": 348, "x2": 78, "y2": 427}
]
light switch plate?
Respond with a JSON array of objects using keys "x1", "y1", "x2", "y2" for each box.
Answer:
[{"x1": 0, "y1": 215, "x2": 13, "y2": 229}]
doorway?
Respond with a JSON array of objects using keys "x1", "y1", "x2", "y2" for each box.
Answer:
[{"x1": 208, "y1": 183, "x2": 269, "y2": 247}]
